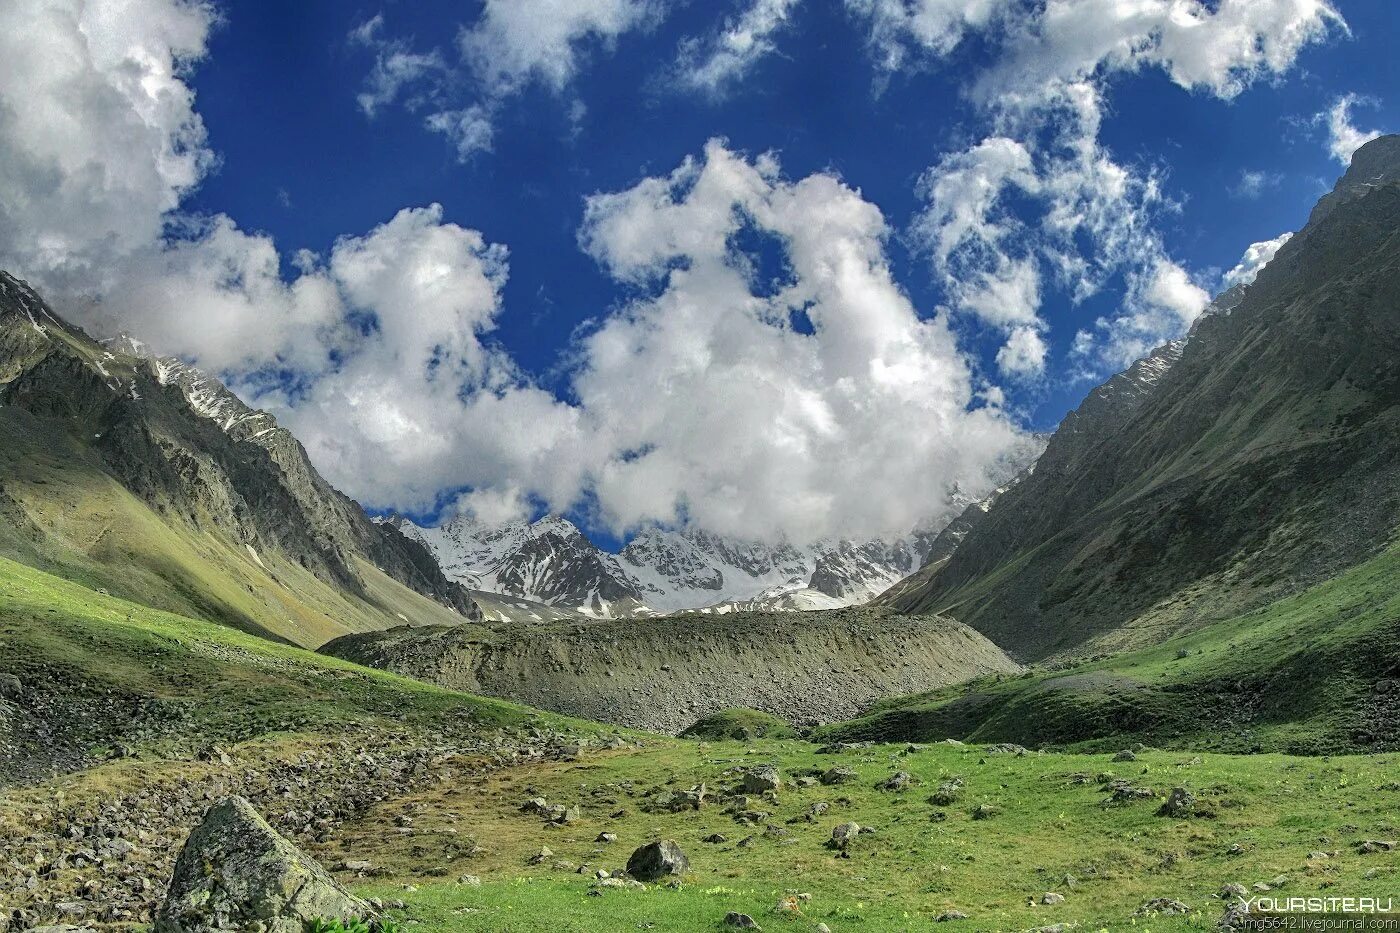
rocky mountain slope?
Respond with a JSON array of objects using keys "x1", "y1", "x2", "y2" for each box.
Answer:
[
  {"x1": 0, "y1": 272, "x2": 479, "y2": 646},
  {"x1": 383, "y1": 446, "x2": 1044, "y2": 619},
  {"x1": 321, "y1": 606, "x2": 1021, "y2": 733},
  {"x1": 884, "y1": 135, "x2": 1400, "y2": 663}
]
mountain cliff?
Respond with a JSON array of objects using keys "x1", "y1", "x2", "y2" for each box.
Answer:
[
  {"x1": 884, "y1": 135, "x2": 1400, "y2": 663},
  {"x1": 0, "y1": 272, "x2": 479, "y2": 646}
]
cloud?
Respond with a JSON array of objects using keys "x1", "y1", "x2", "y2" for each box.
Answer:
[
  {"x1": 673, "y1": 0, "x2": 801, "y2": 95},
  {"x1": 349, "y1": 14, "x2": 448, "y2": 117},
  {"x1": 424, "y1": 106, "x2": 496, "y2": 160},
  {"x1": 352, "y1": 1, "x2": 664, "y2": 161},
  {"x1": 460, "y1": 0, "x2": 661, "y2": 96},
  {"x1": 572, "y1": 140, "x2": 1031, "y2": 540},
  {"x1": 0, "y1": 0, "x2": 215, "y2": 296},
  {"x1": 252, "y1": 143, "x2": 1035, "y2": 541},
  {"x1": 1231, "y1": 169, "x2": 1283, "y2": 199},
  {"x1": 977, "y1": 0, "x2": 1343, "y2": 107},
  {"x1": 1222, "y1": 232, "x2": 1292, "y2": 289},
  {"x1": 845, "y1": 0, "x2": 1015, "y2": 73},
  {"x1": 1323, "y1": 93, "x2": 1385, "y2": 166},
  {"x1": 905, "y1": 1, "x2": 1339, "y2": 378},
  {"x1": 996, "y1": 326, "x2": 1047, "y2": 376}
]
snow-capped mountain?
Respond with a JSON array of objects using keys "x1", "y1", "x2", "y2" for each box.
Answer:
[
  {"x1": 386, "y1": 515, "x2": 939, "y2": 618},
  {"x1": 383, "y1": 432, "x2": 1048, "y2": 619}
]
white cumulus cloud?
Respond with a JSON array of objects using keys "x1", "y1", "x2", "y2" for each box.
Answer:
[
  {"x1": 1323, "y1": 93, "x2": 1385, "y2": 166},
  {"x1": 1222, "y1": 232, "x2": 1292, "y2": 289}
]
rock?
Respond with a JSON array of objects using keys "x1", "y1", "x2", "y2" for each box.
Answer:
[
  {"x1": 626, "y1": 840, "x2": 689, "y2": 881},
  {"x1": 1358, "y1": 840, "x2": 1397, "y2": 853},
  {"x1": 935, "y1": 910, "x2": 969, "y2": 921},
  {"x1": 1136, "y1": 898, "x2": 1191, "y2": 916},
  {"x1": 986, "y1": 743, "x2": 1027, "y2": 755},
  {"x1": 1041, "y1": 892, "x2": 1065, "y2": 905},
  {"x1": 929, "y1": 780, "x2": 963, "y2": 806},
  {"x1": 1218, "y1": 900, "x2": 1252, "y2": 930},
  {"x1": 1220, "y1": 883, "x2": 1249, "y2": 900},
  {"x1": 828, "y1": 822, "x2": 861, "y2": 851},
  {"x1": 528, "y1": 846, "x2": 554, "y2": 865},
  {"x1": 1113, "y1": 750, "x2": 1138, "y2": 762},
  {"x1": 741, "y1": 765, "x2": 782, "y2": 794},
  {"x1": 703, "y1": 833, "x2": 728, "y2": 843},
  {"x1": 816, "y1": 925, "x2": 832, "y2": 933},
  {"x1": 1158, "y1": 787, "x2": 1196, "y2": 818},
  {"x1": 596, "y1": 832, "x2": 617, "y2": 844},
  {"x1": 155, "y1": 796, "x2": 368, "y2": 933},
  {"x1": 338, "y1": 859, "x2": 373, "y2": 873},
  {"x1": 971, "y1": 803, "x2": 1000, "y2": 820},
  {"x1": 724, "y1": 912, "x2": 761, "y2": 929},
  {"x1": 877, "y1": 771, "x2": 914, "y2": 791},
  {"x1": 820, "y1": 766, "x2": 858, "y2": 786},
  {"x1": 0, "y1": 673, "x2": 22, "y2": 698}
]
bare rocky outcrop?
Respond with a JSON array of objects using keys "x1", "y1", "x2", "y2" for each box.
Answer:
[{"x1": 156, "y1": 796, "x2": 367, "y2": 932}]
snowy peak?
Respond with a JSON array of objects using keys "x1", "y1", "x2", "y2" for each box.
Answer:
[{"x1": 399, "y1": 514, "x2": 934, "y2": 618}]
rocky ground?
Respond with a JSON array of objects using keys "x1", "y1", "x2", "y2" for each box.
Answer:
[{"x1": 0, "y1": 723, "x2": 628, "y2": 930}]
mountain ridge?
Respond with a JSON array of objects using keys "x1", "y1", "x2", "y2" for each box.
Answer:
[
  {"x1": 0, "y1": 271, "x2": 482, "y2": 646},
  {"x1": 884, "y1": 134, "x2": 1400, "y2": 663}
]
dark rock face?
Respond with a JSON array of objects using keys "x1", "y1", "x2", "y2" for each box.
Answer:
[
  {"x1": 156, "y1": 796, "x2": 368, "y2": 932},
  {"x1": 625, "y1": 839, "x2": 689, "y2": 881},
  {"x1": 887, "y1": 135, "x2": 1400, "y2": 661}
]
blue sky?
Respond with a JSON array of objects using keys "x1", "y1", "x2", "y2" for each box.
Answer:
[
  {"x1": 0, "y1": 0, "x2": 1394, "y2": 546},
  {"x1": 182, "y1": 0, "x2": 1394, "y2": 428}
]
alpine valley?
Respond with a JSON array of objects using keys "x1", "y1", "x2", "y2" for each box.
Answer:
[{"x1": 2, "y1": 92, "x2": 1400, "y2": 933}]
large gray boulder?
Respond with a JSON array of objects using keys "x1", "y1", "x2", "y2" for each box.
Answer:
[
  {"x1": 156, "y1": 796, "x2": 369, "y2": 932},
  {"x1": 625, "y1": 839, "x2": 689, "y2": 882}
]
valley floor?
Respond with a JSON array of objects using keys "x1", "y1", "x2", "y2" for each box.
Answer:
[
  {"x1": 2, "y1": 558, "x2": 1398, "y2": 931},
  {"x1": 5, "y1": 731, "x2": 1399, "y2": 930}
]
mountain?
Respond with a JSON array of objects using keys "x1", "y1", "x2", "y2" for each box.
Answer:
[
  {"x1": 0, "y1": 272, "x2": 479, "y2": 646},
  {"x1": 386, "y1": 508, "x2": 1022, "y2": 617},
  {"x1": 884, "y1": 134, "x2": 1400, "y2": 664}
]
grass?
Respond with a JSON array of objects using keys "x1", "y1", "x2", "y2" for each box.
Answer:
[
  {"x1": 0, "y1": 555, "x2": 575, "y2": 778},
  {"x1": 0, "y1": 403, "x2": 475, "y2": 648},
  {"x1": 326, "y1": 739, "x2": 1400, "y2": 931},
  {"x1": 680, "y1": 708, "x2": 799, "y2": 741},
  {"x1": 3, "y1": 557, "x2": 1399, "y2": 931},
  {"x1": 812, "y1": 542, "x2": 1400, "y2": 755}
]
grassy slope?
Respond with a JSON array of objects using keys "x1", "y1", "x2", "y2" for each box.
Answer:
[
  {"x1": 0, "y1": 407, "x2": 472, "y2": 648},
  {"x1": 0, "y1": 555, "x2": 547, "y2": 781},
  {"x1": 814, "y1": 541, "x2": 1400, "y2": 754},
  {"x1": 330, "y1": 740, "x2": 1400, "y2": 932}
]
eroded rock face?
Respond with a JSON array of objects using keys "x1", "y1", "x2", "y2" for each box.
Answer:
[{"x1": 156, "y1": 796, "x2": 368, "y2": 932}]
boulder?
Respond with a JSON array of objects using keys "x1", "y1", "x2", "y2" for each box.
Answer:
[
  {"x1": 155, "y1": 796, "x2": 368, "y2": 933},
  {"x1": 828, "y1": 822, "x2": 861, "y2": 851},
  {"x1": 626, "y1": 840, "x2": 689, "y2": 881},
  {"x1": 741, "y1": 765, "x2": 782, "y2": 794},
  {"x1": 1157, "y1": 787, "x2": 1196, "y2": 818},
  {"x1": 877, "y1": 771, "x2": 914, "y2": 791},
  {"x1": 820, "y1": 766, "x2": 857, "y2": 786}
]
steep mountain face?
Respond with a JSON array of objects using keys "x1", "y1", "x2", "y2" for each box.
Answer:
[
  {"x1": 0, "y1": 273, "x2": 479, "y2": 645},
  {"x1": 886, "y1": 135, "x2": 1400, "y2": 662},
  {"x1": 390, "y1": 513, "x2": 950, "y2": 617}
]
